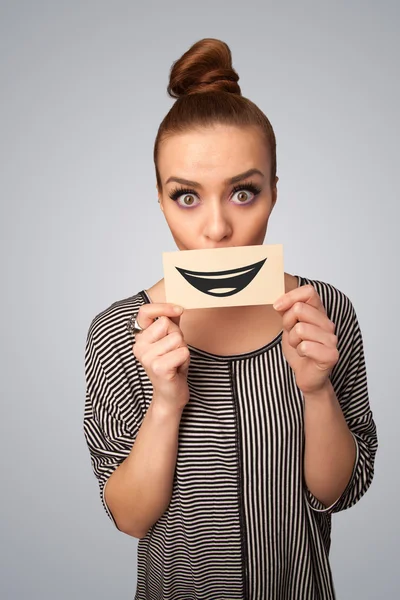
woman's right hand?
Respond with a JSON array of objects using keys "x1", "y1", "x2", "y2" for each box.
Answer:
[{"x1": 132, "y1": 304, "x2": 190, "y2": 410}]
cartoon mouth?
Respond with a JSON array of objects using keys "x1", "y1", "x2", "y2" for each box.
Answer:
[{"x1": 175, "y1": 258, "x2": 267, "y2": 297}]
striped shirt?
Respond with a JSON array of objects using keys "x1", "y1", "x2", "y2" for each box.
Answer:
[{"x1": 83, "y1": 275, "x2": 378, "y2": 599}]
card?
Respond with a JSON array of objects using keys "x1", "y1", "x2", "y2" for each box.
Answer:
[{"x1": 163, "y1": 244, "x2": 284, "y2": 309}]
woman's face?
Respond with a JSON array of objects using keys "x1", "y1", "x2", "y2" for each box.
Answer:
[{"x1": 157, "y1": 124, "x2": 278, "y2": 250}]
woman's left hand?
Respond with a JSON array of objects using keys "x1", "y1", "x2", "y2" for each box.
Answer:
[{"x1": 273, "y1": 285, "x2": 339, "y2": 396}]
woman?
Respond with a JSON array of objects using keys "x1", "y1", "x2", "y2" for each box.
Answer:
[{"x1": 84, "y1": 38, "x2": 378, "y2": 600}]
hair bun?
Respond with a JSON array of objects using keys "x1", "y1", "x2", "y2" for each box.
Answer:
[{"x1": 167, "y1": 38, "x2": 241, "y2": 99}]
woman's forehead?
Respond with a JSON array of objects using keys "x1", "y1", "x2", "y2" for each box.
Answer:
[{"x1": 158, "y1": 125, "x2": 269, "y2": 181}]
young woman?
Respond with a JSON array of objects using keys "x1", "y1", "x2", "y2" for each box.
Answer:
[{"x1": 84, "y1": 38, "x2": 378, "y2": 600}]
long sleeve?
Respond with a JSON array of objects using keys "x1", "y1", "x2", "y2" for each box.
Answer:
[
  {"x1": 305, "y1": 295, "x2": 378, "y2": 514},
  {"x1": 83, "y1": 307, "x2": 147, "y2": 526}
]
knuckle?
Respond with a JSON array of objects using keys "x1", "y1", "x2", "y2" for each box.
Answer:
[
  {"x1": 293, "y1": 302, "x2": 303, "y2": 315},
  {"x1": 138, "y1": 348, "x2": 150, "y2": 366},
  {"x1": 295, "y1": 322, "x2": 304, "y2": 336},
  {"x1": 170, "y1": 331, "x2": 183, "y2": 345},
  {"x1": 148, "y1": 318, "x2": 161, "y2": 336},
  {"x1": 179, "y1": 346, "x2": 190, "y2": 363},
  {"x1": 157, "y1": 316, "x2": 169, "y2": 331},
  {"x1": 136, "y1": 307, "x2": 145, "y2": 322},
  {"x1": 181, "y1": 345, "x2": 190, "y2": 358},
  {"x1": 152, "y1": 358, "x2": 163, "y2": 376},
  {"x1": 307, "y1": 284, "x2": 316, "y2": 296},
  {"x1": 300, "y1": 340, "x2": 308, "y2": 353}
]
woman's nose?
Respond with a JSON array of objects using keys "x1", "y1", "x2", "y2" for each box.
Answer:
[{"x1": 203, "y1": 204, "x2": 233, "y2": 242}]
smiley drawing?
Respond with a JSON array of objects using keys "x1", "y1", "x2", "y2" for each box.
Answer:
[{"x1": 175, "y1": 258, "x2": 267, "y2": 297}]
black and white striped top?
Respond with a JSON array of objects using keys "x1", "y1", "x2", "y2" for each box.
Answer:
[{"x1": 84, "y1": 275, "x2": 378, "y2": 600}]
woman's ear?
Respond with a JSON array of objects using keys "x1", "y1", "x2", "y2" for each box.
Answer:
[
  {"x1": 271, "y1": 176, "x2": 279, "y2": 209},
  {"x1": 157, "y1": 185, "x2": 164, "y2": 212}
]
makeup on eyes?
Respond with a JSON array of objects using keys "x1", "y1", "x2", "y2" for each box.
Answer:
[{"x1": 168, "y1": 181, "x2": 262, "y2": 208}]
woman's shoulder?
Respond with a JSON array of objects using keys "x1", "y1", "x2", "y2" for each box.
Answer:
[
  {"x1": 299, "y1": 273, "x2": 353, "y2": 301},
  {"x1": 298, "y1": 274, "x2": 357, "y2": 329},
  {"x1": 86, "y1": 289, "x2": 146, "y2": 345}
]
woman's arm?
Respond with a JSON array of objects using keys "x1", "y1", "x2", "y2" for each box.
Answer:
[
  {"x1": 303, "y1": 381, "x2": 357, "y2": 507},
  {"x1": 274, "y1": 283, "x2": 378, "y2": 513},
  {"x1": 105, "y1": 396, "x2": 183, "y2": 538}
]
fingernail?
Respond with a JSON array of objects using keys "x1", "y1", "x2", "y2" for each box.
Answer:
[
  {"x1": 173, "y1": 305, "x2": 184, "y2": 314},
  {"x1": 273, "y1": 299, "x2": 283, "y2": 310}
]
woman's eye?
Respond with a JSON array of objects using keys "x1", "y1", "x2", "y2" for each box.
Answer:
[
  {"x1": 231, "y1": 189, "x2": 255, "y2": 204},
  {"x1": 169, "y1": 185, "x2": 259, "y2": 207},
  {"x1": 177, "y1": 194, "x2": 199, "y2": 208}
]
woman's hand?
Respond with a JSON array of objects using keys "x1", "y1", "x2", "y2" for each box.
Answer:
[
  {"x1": 273, "y1": 285, "x2": 339, "y2": 396},
  {"x1": 132, "y1": 304, "x2": 190, "y2": 410}
]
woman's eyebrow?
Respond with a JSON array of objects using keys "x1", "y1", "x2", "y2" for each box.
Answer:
[{"x1": 165, "y1": 168, "x2": 265, "y2": 189}]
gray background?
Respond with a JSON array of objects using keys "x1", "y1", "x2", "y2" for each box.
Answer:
[{"x1": 1, "y1": 0, "x2": 398, "y2": 598}]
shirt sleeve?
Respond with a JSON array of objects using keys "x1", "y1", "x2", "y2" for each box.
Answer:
[
  {"x1": 305, "y1": 296, "x2": 378, "y2": 515},
  {"x1": 83, "y1": 318, "x2": 145, "y2": 528}
]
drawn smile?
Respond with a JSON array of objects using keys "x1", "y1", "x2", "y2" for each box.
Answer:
[{"x1": 175, "y1": 258, "x2": 267, "y2": 297}]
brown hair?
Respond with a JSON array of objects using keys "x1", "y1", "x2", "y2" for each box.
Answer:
[{"x1": 154, "y1": 38, "x2": 277, "y2": 190}]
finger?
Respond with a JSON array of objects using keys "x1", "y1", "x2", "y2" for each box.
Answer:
[
  {"x1": 178, "y1": 350, "x2": 191, "y2": 376},
  {"x1": 282, "y1": 302, "x2": 336, "y2": 334},
  {"x1": 144, "y1": 331, "x2": 186, "y2": 361},
  {"x1": 296, "y1": 340, "x2": 339, "y2": 366},
  {"x1": 152, "y1": 347, "x2": 190, "y2": 379},
  {"x1": 288, "y1": 322, "x2": 338, "y2": 350},
  {"x1": 168, "y1": 314, "x2": 182, "y2": 329},
  {"x1": 274, "y1": 284, "x2": 325, "y2": 314},
  {"x1": 142, "y1": 315, "x2": 183, "y2": 344},
  {"x1": 136, "y1": 303, "x2": 184, "y2": 330}
]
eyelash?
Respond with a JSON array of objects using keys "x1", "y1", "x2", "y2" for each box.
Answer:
[{"x1": 168, "y1": 182, "x2": 262, "y2": 207}]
